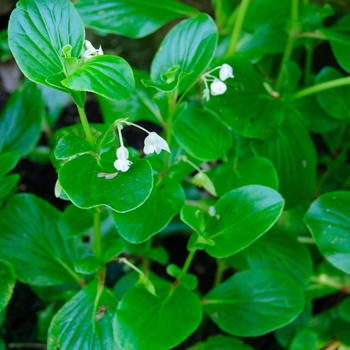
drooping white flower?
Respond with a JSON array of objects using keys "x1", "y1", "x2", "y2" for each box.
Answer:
[
  {"x1": 210, "y1": 79, "x2": 227, "y2": 96},
  {"x1": 219, "y1": 64, "x2": 234, "y2": 81},
  {"x1": 203, "y1": 88, "x2": 210, "y2": 102},
  {"x1": 82, "y1": 40, "x2": 103, "y2": 62},
  {"x1": 114, "y1": 146, "x2": 132, "y2": 172},
  {"x1": 143, "y1": 132, "x2": 170, "y2": 155}
]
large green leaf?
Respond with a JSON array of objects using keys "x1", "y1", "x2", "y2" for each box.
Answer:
[
  {"x1": 114, "y1": 281, "x2": 202, "y2": 350},
  {"x1": 173, "y1": 106, "x2": 232, "y2": 161},
  {"x1": 239, "y1": 227, "x2": 313, "y2": 286},
  {"x1": 112, "y1": 177, "x2": 185, "y2": 243},
  {"x1": 315, "y1": 67, "x2": 350, "y2": 121},
  {"x1": 0, "y1": 194, "x2": 84, "y2": 286},
  {"x1": 251, "y1": 110, "x2": 317, "y2": 209},
  {"x1": 204, "y1": 185, "x2": 284, "y2": 258},
  {"x1": 304, "y1": 191, "x2": 350, "y2": 274},
  {"x1": 62, "y1": 55, "x2": 135, "y2": 101},
  {"x1": 48, "y1": 279, "x2": 119, "y2": 350},
  {"x1": 0, "y1": 260, "x2": 16, "y2": 313},
  {"x1": 206, "y1": 57, "x2": 285, "y2": 140},
  {"x1": 0, "y1": 81, "x2": 44, "y2": 155},
  {"x1": 147, "y1": 14, "x2": 218, "y2": 93},
  {"x1": 0, "y1": 152, "x2": 21, "y2": 179},
  {"x1": 58, "y1": 152, "x2": 153, "y2": 213},
  {"x1": 210, "y1": 157, "x2": 279, "y2": 196},
  {"x1": 8, "y1": 0, "x2": 84, "y2": 89},
  {"x1": 75, "y1": 0, "x2": 200, "y2": 39},
  {"x1": 203, "y1": 269, "x2": 305, "y2": 337}
]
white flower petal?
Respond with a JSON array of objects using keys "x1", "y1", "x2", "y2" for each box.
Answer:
[
  {"x1": 143, "y1": 132, "x2": 170, "y2": 154},
  {"x1": 114, "y1": 158, "x2": 132, "y2": 172},
  {"x1": 203, "y1": 88, "x2": 210, "y2": 101},
  {"x1": 219, "y1": 64, "x2": 234, "y2": 81},
  {"x1": 116, "y1": 146, "x2": 129, "y2": 160},
  {"x1": 210, "y1": 80, "x2": 227, "y2": 96}
]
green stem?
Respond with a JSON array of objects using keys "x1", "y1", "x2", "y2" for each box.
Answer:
[
  {"x1": 162, "y1": 93, "x2": 176, "y2": 172},
  {"x1": 226, "y1": 0, "x2": 250, "y2": 56},
  {"x1": 93, "y1": 212, "x2": 102, "y2": 260},
  {"x1": 213, "y1": 259, "x2": 226, "y2": 287},
  {"x1": 292, "y1": 76, "x2": 350, "y2": 100},
  {"x1": 77, "y1": 106, "x2": 94, "y2": 147},
  {"x1": 304, "y1": 45, "x2": 313, "y2": 86},
  {"x1": 275, "y1": 0, "x2": 299, "y2": 89},
  {"x1": 178, "y1": 249, "x2": 197, "y2": 280},
  {"x1": 214, "y1": 0, "x2": 225, "y2": 30}
]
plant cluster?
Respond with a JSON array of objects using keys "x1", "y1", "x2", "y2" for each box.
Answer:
[{"x1": 0, "y1": 0, "x2": 350, "y2": 349}]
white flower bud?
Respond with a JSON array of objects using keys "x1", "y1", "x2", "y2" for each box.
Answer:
[
  {"x1": 219, "y1": 64, "x2": 234, "y2": 81},
  {"x1": 210, "y1": 80, "x2": 227, "y2": 96}
]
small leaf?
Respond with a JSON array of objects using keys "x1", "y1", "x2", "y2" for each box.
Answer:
[
  {"x1": 54, "y1": 135, "x2": 92, "y2": 160},
  {"x1": 173, "y1": 106, "x2": 232, "y2": 161},
  {"x1": 0, "y1": 259, "x2": 16, "y2": 313},
  {"x1": 187, "y1": 335, "x2": 254, "y2": 350},
  {"x1": 0, "y1": 152, "x2": 21, "y2": 179},
  {"x1": 58, "y1": 152, "x2": 153, "y2": 213},
  {"x1": 180, "y1": 205, "x2": 205, "y2": 234},
  {"x1": 203, "y1": 269, "x2": 305, "y2": 337},
  {"x1": 289, "y1": 329, "x2": 318, "y2": 350},
  {"x1": 75, "y1": 0, "x2": 200, "y2": 39},
  {"x1": 338, "y1": 297, "x2": 350, "y2": 323},
  {"x1": 8, "y1": 0, "x2": 84, "y2": 89},
  {"x1": 62, "y1": 55, "x2": 135, "y2": 101},
  {"x1": 204, "y1": 185, "x2": 285, "y2": 258},
  {"x1": 114, "y1": 282, "x2": 202, "y2": 350},
  {"x1": 192, "y1": 172, "x2": 217, "y2": 196},
  {"x1": 304, "y1": 191, "x2": 350, "y2": 274},
  {"x1": 0, "y1": 174, "x2": 20, "y2": 205},
  {"x1": 112, "y1": 177, "x2": 184, "y2": 242},
  {"x1": 74, "y1": 256, "x2": 102, "y2": 274},
  {"x1": 149, "y1": 14, "x2": 218, "y2": 93},
  {"x1": 48, "y1": 280, "x2": 119, "y2": 349}
]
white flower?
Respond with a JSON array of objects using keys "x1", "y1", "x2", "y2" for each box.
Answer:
[
  {"x1": 203, "y1": 88, "x2": 210, "y2": 102},
  {"x1": 114, "y1": 146, "x2": 132, "y2": 172},
  {"x1": 143, "y1": 132, "x2": 170, "y2": 155},
  {"x1": 219, "y1": 64, "x2": 234, "y2": 81},
  {"x1": 82, "y1": 40, "x2": 103, "y2": 62},
  {"x1": 210, "y1": 80, "x2": 227, "y2": 96}
]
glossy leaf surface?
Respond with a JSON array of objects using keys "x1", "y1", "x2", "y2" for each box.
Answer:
[
  {"x1": 0, "y1": 260, "x2": 16, "y2": 313},
  {"x1": 115, "y1": 282, "x2": 202, "y2": 350},
  {"x1": 304, "y1": 191, "x2": 350, "y2": 273},
  {"x1": 48, "y1": 280, "x2": 119, "y2": 349},
  {"x1": 0, "y1": 194, "x2": 83, "y2": 286},
  {"x1": 204, "y1": 185, "x2": 284, "y2": 258},
  {"x1": 203, "y1": 269, "x2": 305, "y2": 336},
  {"x1": 75, "y1": 0, "x2": 200, "y2": 38}
]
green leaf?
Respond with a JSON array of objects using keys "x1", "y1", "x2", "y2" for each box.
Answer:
[
  {"x1": 180, "y1": 205, "x2": 206, "y2": 234},
  {"x1": 187, "y1": 335, "x2": 254, "y2": 350},
  {"x1": 54, "y1": 134, "x2": 92, "y2": 160},
  {"x1": 8, "y1": 0, "x2": 84, "y2": 89},
  {"x1": 304, "y1": 191, "x2": 350, "y2": 274},
  {"x1": 58, "y1": 152, "x2": 153, "y2": 213},
  {"x1": 148, "y1": 14, "x2": 218, "y2": 92},
  {"x1": 112, "y1": 177, "x2": 184, "y2": 243},
  {"x1": 315, "y1": 67, "x2": 350, "y2": 121},
  {"x1": 251, "y1": 110, "x2": 317, "y2": 209},
  {"x1": 206, "y1": 57, "x2": 285, "y2": 140},
  {"x1": 204, "y1": 185, "x2": 284, "y2": 258},
  {"x1": 48, "y1": 279, "x2": 119, "y2": 350},
  {"x1": 173, "y1": 106, "x2": 232, "y2": 161},
  {"x1": 241, "y1": 227, "x2": 313, "y2": 286},
  {"x1": 114, "y1": 281, "x2": 202, "y2": 350},
  {"x1": 339, "y1": 297, "x2": 350, "y2": 323},
  {"x1": 75, "y1": 0, "x2": 200, "y2": 39},
  {"x1": 0, "y1": 259, "x2": 16, "y2": 313},
  {"x1": 0, "y1": 194, "x2": 84, "y2": 286},
  {"x1": 74, "y1": 256, "x2": 102, "y2": 274},
  {"x1": 62, "y1": 55, "x2": 135, "y2": 101},
  {"x1": 0, "y1": 81, "x2": 44, "y2": 155},
  {"x1": 203, "y1": 269, "x2": 305, "y2": 337},
  {"x1": 0, "y1": 174, "x2": 20, "y2": 205},
  {"x1": 211, "y1": 157, "x2": 279, "y2": 196},
  {"x1": 98, "y1": 69, "x2": 163, "y2": 125},
  {"x1": 290, "y1": 329, "x2": 318, "y2": 350},
  {"x1": 0, "y1": 152, "x2": 21, "y2": 179}
]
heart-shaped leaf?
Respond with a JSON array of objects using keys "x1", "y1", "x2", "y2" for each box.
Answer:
[
  {"x1": 0, "y1": 194, "x2": 84, "y2": 286},
  {"x1": 204, "y1": 185, "x2": 285, "y2": 258},
  {"x1": 0, "y1": 260, "x2": 16, "y2": 313},
  {"x1": 251, "y1": 110, "x2": 317, "y2": 209},
  {"x1": 62, "y1": 55, "x2": 135, "y2": 101},
  {"x1": 205, "y1": 57, "x2": 285, "y2": 140},
  {"x1": 112, "y1": 177, "x2": 185, "y2": 243},
  {"x1": 173, "y1": 106, "x2": 232, "y2": 161},
  {"x1": 114, "y1": 281, "x2": 202, "y2": 350},
  {"x1": 58, "y1": 152, "x2": 153, "y2": 213},
  {"x1": 203, "y1": 269, "x2": 305, "y2": 337},
  {"x1": 8, "y1": 0, "x2": 84, "y2": 90},
  {"x1": 75, "y1": 0, "x2": 200, "y2": 38},
  {"x1": 48, "y1": 279, "x2": 119, "y2": 350},
  {"x1": 304, "y1": 191, "x2": 350, "y2": 274},
  {"x1": 147, "y1": 14, "x2": 218, "y2": 93}
]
